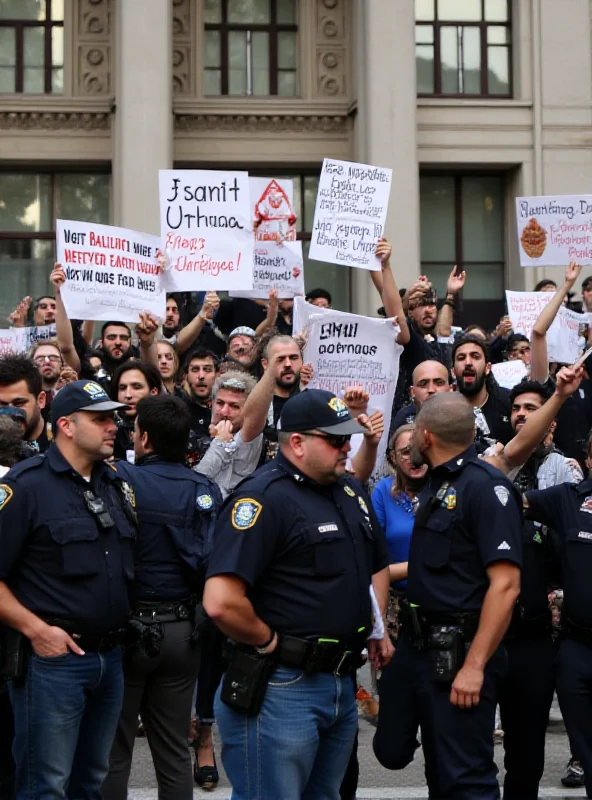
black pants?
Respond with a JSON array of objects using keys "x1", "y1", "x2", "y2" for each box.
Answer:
[
  {"x1": 102, "y1": 619, "x2": 200, "y2": 800},
  {"x1": 195, "y1": 620, "x2": 225, "y2": 725},
  {"x1": 498, "y1": 635, "x2": 556, "y2": 800},
  {"x1": 0, "y1": 688, "x2": 14, "y2": 800},
  {"x1": 555, "y1": 638, "x2": 592, "y2": 798},
  {"x1": 374, "y1": 633, "x2": 505, "y2": 800}
]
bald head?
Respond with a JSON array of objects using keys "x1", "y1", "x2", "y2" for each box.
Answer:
[
  {"x1": 416, "y1": 393, "x2": 475, "y2": 449},
  {"x1": 411, "y1": 360, "x2": 451, "y2": 407}
]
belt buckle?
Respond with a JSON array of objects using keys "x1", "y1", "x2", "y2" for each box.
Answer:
[{"x1": 334, "y1": 650, "x2": 352, "y2": 677}]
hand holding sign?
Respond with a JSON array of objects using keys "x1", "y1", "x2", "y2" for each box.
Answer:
[
  {"x1": 375, "y1": 237, "x2": 392, "y2": 269},
  {"x1": 50, "y1": 264, "x2": 66, "y2": 293}
]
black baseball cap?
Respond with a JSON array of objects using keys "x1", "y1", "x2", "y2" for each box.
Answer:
[
  {"x1": 51, "y1": 380, "x2": 126, "y2": 425},
  {"x1": 278, "y1": 389, "x2": 365, "y2": 435}
]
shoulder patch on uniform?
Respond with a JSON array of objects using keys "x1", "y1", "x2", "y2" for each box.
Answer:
[
  {"x1": 0, "y1": 485, "x2": 13, "y2": 511},
  {"x1": 344, "y1": 485, "x2": 356, "y2": 497},
  {"x1": 358, "y1": 496, "x2": 369, "y2": 515},
  {"x1": 232, "y1": 498, "x2": 263, "y2": 530},
  {"x1": 581, "y1": 496, "x2": 592, "y2": 514},
  {"x1": 120, "y1": 481, "x2": 136, "y2": 508},
  {"x1": 494, "y1": 485, "x2": 509, "y2": 506},
  {"x1": 197, "y1": 494, "x2": 213, "y2": 511}
]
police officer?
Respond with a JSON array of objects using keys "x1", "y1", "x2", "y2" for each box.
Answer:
[
  {"x1": 102, "y1": 394, "x2": 221, "y2": 800},
  {"x1": 374, "y1": 392, "x2": 522, "y2": 800},
  {"x1": 0, "y1": 379, "x2": 136, "y2": 800},
  {"x1": 499, "y1": 379, "x2": 583, "y2": 800},
  {"x1": 204, "y1": 389, "x2": 392, "y2": 800},
  {"x1": 524, "y1": 431, "x2": 592, "y2": 799}
]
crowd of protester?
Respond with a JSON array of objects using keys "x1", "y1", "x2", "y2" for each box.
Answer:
[{"x1": 1, "y1": 239, "x2": 592, "y2": 800}]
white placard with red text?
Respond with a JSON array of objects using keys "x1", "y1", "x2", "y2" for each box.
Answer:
[
  {"x1": 56, "y1": 220, "x2": 166, "y2": 322},
  {"x1": 0, "y1": 325, "x2": 57, "y2": 356},
  {"x1": 159, "y1": 169, "x2": 254, "y2": 291},
  {"x1": 516, "y1": 194, "x2": 592, "y2": 266}
]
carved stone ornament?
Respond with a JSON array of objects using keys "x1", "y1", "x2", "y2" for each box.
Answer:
[
  {"x1": 174, "y1": 113, "x2": 349, "y2": 134},
  {"x1": 75, "y1": 0, "x2": 112, "y2": 97},
  {"x1": 0, "y1": 111, "x2": 110, "y2": 131},
  {"x1": 315, "y1": 0, "x2": 347, "y2": 98},
  {"x1": 173, "y1": 0, "x2": 193, "y2": 95}
]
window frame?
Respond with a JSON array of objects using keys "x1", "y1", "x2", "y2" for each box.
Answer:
[
  {"x1": 419, "y1": 171, "x2": 506, "y2": 300},
  {"x1": 416, "y1": 0, "x2": 512, "y2": 98},
  {"x1": 0, "y1": 0, "x2": 64, "y2": 94},
  {"x1": 204, "y1": 0, "x2": 298, "y2": 96}
]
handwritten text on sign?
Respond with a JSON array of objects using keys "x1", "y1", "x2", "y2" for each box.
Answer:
[
  {"x1": 295, "y1": 298, "x2": 401, "y2": 476},
  {"x1": 230, "y1": 177, "x2": 304, "y2": 299},
  {"x1": 309, "y1": 159, "x2": 392, "y2": 271},
  {"x1": 506, "y1": 290, "x2": 588, "y2": 364},
  {"x1": 56, "y1": 221, "x2": 165, "y2": 323},
  {"x1": 516, "y1": 195, "x2": 592, "y2": 267},
  {"x1": 0, "y1": 325, "x2": 57, "y2": 356},
  {"x1": 159, "y1": 170, "x2": 254, "y2": 291}
]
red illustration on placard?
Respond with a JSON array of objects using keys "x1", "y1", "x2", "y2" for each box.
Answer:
[{"x1": 254, "y1": 180, "x2": 297, "y2": 244}]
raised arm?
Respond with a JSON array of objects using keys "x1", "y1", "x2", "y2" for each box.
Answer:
[
  {"x1": 530, "y1": 262, "x2": 581, "y2": 382},
  {"x1": 436, "y1": 266, "x2": 466, "y2": 338},
  {"x1": 175, "y1": 291, "x2": 219, "y2": 354},
  {"x1": 136, "y1": 313, "x2": 160, "y2": 370},
  {"x1": 240, "y1": 354, "x2": 279, "y2": 443},
  {"x1": 49, "y1": 264, "x2": 81, "y2": 374},
  {"x1": 370, "y1": 238, "x2": 410, "y2": 345},
  {"x1": 497, "y1": 366, "x2": 583, "y2": 470},
  {"x1": 255, "y1": 289, "x2": 279, "y2": 338}
]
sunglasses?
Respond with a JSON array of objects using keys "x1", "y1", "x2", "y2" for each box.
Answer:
[{"x1": 303, "y1": 432, "x2": 351, "y2": 449}]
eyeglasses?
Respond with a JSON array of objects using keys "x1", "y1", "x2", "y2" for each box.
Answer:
[
  {"x1": 303, "y1": 432, "x2": 351, "y2": 449},
  {"x1": 395, "y1": 446, "x2": 412, "y2": 460},
  {"x1": 34, "y1": 355, "x2": 61, "y2": 363}
]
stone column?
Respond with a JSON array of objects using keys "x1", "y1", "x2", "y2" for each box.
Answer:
[
  {"x1": 113, "y1": 0, "x2": 173, "y2": 234},
  {"x1": 352, "y1": 0, "x2": 420, "y2": 315}
]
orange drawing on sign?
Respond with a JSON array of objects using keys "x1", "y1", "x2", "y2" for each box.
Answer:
[
  {"x1": 520, "y1": 218, "x2": 547, "y2": 259},
  {"x1": 254, "y1": 180, "x2": 297, "y2": 244}
]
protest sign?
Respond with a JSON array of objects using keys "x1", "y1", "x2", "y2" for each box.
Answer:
[
  {"x1": 0, "y1": 324, "x2": 57, "y2": 356},
  {"x1": 159, "y1": 169, "x2": 253, "y2": 291},
  {"x1": 491, "y1": 360, "x2": 528, "y2": 390},
  {"x1": 295, "y1": 298, "x2": 401, "y2": 476},
  {"x1": 56, "y1": 220, "x2": 165, "y2": 323},
  {"x1": 309, "y1": 158, "x2": 392, "y2": 271},
  {"x1": 516, "y1": 195, "x2": 592, "y2": 266},
  {"x1": 230, "y1": 177, "x2": 304, "y2": 299},
  {"x1": 506, "y1": 290, "x2": 588, "y2": 364}
]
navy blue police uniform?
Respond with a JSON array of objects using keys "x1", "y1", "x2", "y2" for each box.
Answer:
[
  {"x1": 374, "y1": 445, "x2": 522, "y2": 800},
  {"x1": 525, "y1": 476, "x2": 592, "y2": 799},
  {"x1": 0, "y1": 446, "x2": 136, "y2": 636},
  {"x1": 497, "y1": 456, "x2": 567, "y2": 800},
  {"x1": 206, "y1": 389, "x2": 390, "y2": 800},
  {"x1": 0, "y1": 379, "x2": 137, "y2": 800},
  {"x1": 102, "y1": 455, "x2": 222, "y2": 800}
]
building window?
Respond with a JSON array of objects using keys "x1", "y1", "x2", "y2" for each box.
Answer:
[
  {"x1": 420, "y1": 173, "x2": 505, "y2": 302},
  {"x1": 416, "y1": 0, "x2": 511, "y2": 97},
  {"x1": 0, "y1": 0, "x2": 64, "y2": 94},
  {"x1": 0, "y1": 172, "x2": 110, "y2": 321},
  {"x1": 204, "y1": 0, "x2": 298, "y2": 96}
]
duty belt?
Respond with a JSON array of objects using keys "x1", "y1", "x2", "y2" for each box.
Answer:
[
  {"x1": 275, "y1": 634, "x2": 366, "y2": 677},
  {"x1": 505, "y1": 610, "x2": 552, "y2": 641},
  {"x1": 41, "y1": 618, "x2": 126, "y2": 653},
  {"x1": 133, "y1": 599, "x2": 196, "y2": 623},
  {"x1": 399, "y1": 600, "x2": 480, "y2": 647}
]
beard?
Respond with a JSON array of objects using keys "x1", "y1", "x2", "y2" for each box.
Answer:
[
  {"x1": 276, "y1": 371, "x2": 298, "y2": 390},
  {"x1": 24, "y1": 408, "x2": 41, "y2": 440},
  {"x1": 456, "y1": 370, "x2": 486, "y2": 397}
]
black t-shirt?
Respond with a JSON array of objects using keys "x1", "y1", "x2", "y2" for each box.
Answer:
[
  {"x1": 553, "y1": 379, "x2": 592, "y2": 467},
  {"x1": 473, "y1": 385, "x2": 513, "y2": 448}
]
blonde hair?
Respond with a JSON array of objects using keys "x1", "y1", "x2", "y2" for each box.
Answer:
[
  {"x1": 28, "y1": 338, "x2": 63, "y2": 362},
  {"x1": 156, "y1": 340, "x2": 180, "y2": 376}
]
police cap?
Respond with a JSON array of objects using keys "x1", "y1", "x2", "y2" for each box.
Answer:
[
  {"x1": 51, "y1": 380, "x2": 126, "y2": 425},
  {"x1": 278, "y1": 389, "x2": 365, "y2": 435}
]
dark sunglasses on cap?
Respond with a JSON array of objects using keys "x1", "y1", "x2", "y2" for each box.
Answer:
[{"x1": 303, "y1": 432, "x2": 352, "y2": 449}]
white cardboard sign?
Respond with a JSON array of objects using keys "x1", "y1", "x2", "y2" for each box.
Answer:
[
  {"x1": 159, "y1": 169, "x2": 254, "y2": 291},
  {"x1": 516, "y1": 194, "x2": 592, "y2": 266},
  {"x1": 56, "y1": 220, "x2": 166, "y2": 322},
  {"x1": 0, "y1": 325, "x2": 57, "y2": 356},
  {"x1": 309, "y1": 159, "x2": 392, "y2": 271},
  {"x1": 491, "y1": 360, "x2": 528, "y2": 390}
]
